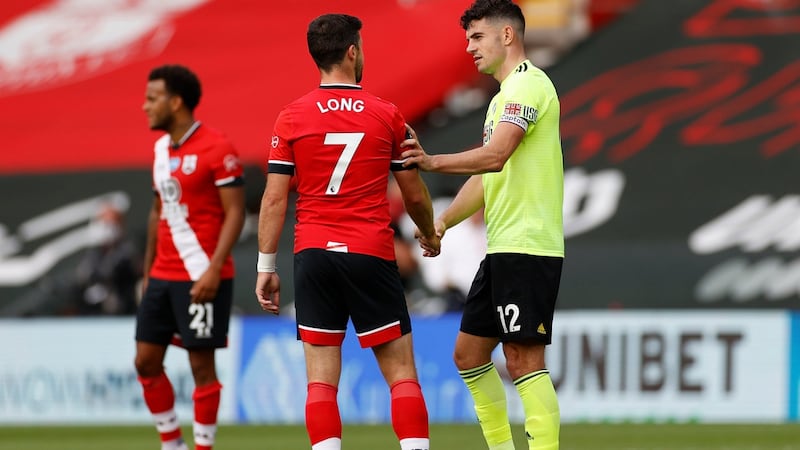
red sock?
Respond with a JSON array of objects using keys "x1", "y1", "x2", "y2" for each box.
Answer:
[
  {"x1": 193, "y1": 381, "x2": 222, "y2": 450},
  {"x1": 305, "y1": 382, "x2": 341, "y2": 446},
  {"x1": 390, "y1": 379, "x2": 429, "y2": 440},
  {"x1": 138, "y1": 373, "x2": 182, "y2": 442}
]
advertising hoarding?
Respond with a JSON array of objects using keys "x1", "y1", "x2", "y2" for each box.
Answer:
[{"x1": 2, "y1": 311, "x2": 789, "y2": 424}]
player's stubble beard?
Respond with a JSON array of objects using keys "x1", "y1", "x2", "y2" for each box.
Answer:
[
  {"x1": 150, "y1": 113, "x2": 174, "y2": 133},
  {"x1": 355, "y1": 52, "x2": 363, "y2": 83}
]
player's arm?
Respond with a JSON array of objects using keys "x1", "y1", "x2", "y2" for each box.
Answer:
[
  {"x1": 190, "y1": 184, "x2": 246, "y2": 303},
  {"x1": 141, "y1": 195, "x2": 161, "y2": 294},
  {"x1": 393, "y1": 168, "x2": 440, "y2": 257},
  {"x1": 402, "y1": 121, "x2": 525, "y2": 175},
  {"x1": 436, "y1": 175, "x2": 484, "y2": 238},
  {"x1": 255, "y1": 172, "x2": 291, "y2": 314},
  {"x1": 257, "y1": 173, "x2": 290, "y2": 255},
  {"x1": 209, "y1": 185, "x2": 246, "y2": 270}
]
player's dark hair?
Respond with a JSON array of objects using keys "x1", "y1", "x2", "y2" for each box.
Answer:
[
  {"x1": 461, "y1": 0, "x2": 525, "y2": 36},
  {"x1": 307, "y1": 14, "x2": 362, "y2": 72},
  {"x1": 148, "y1": 64, "x2": 202, "y2": 112}
]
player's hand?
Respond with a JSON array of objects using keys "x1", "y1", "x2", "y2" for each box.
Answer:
[
  {"x1": 434, "y1": 218, "x2": 447, "y2": 240},
  {"x1": 419, "y1": 233, "x2": 440, "y2": 257},
  {"x1": 415, "y1": 227, "x2": 441, "y2": 257},
  {"x1": 141, "y1": 277, "x2": 150, "y2": 299},
  {"x1": 255, "y1": 272, "x2": 281, "y2": 315},
  {"x1": 415, "y1": 218, "x2": 446, "y2": 257},
  {"x1": 190, "y1": 270, "x2": 221, "y2": 303},
  {"x1": 400, "y1": 124, "x2": 434, "y2": 171}
]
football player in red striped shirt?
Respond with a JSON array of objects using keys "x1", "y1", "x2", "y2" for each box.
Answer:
[{"x1": 136, "y1": 64, "x2": 245, "y2": 450}]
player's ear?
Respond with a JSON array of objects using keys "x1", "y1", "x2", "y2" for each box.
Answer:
[
  {"x1": 503, "y1": 25, "x2": 514, "y2": 45},
  {"x1": 169, "y1": 94, "x2": 184, "y2": 113}
]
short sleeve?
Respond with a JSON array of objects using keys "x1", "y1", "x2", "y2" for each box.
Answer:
[
  {"x1": 268, "y1": 108, "x2": 295, "y2": 175},
  {"x1": 499, "y1": 77, "x2": 541, "y2": 132},
  {"x1": 389, "y1": 106, "x2": 412, "y2": 172},
  {"x1": 210, "y1": 140, "x2": 244, "y2": 187}
]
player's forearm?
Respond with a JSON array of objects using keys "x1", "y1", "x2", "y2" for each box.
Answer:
[
  {"x1": 439, "y1": 175, "x2": 484, "y2": 229},
  {"x1": 142, "y1": 202, "x2": 160, "y2": 277},
  {"x1": 429, "y1": 146, "x2": 505, "y2": 175},
  {"x1": 257, "y1": 194, "x2": 287, "y2": 255},
  {"x1": 257, "y1": 174, "x2": 292, "y2": 256},
  {"x1": 394, "y1": 169, "x2": 436, "y2": 237},
  {"x1": 206, "y1": 186, "x2": 246, "y2": 273},
  {"x1": 428, "y1": 123, "x2": 522, "y2": 175},
  {"x1": 404, "y1": 185, "x2": 436, "y2": 238},
  {"x1": 208, "y1": 204, "x2": 245, "y2": 272}
]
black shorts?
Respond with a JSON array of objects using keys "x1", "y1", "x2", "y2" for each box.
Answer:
[
  {"x1": 460, "y1": 253, "x2": 562, "y2": 344},
  {"x1": 135, "y1": 278, "x2": 232, "y2": 349},
  {"x1": 294, "y1": 248, "x2": 411, "y2": 348}
]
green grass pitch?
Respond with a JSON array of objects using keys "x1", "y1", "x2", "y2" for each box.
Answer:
[{"x1": 1, "y1": 423, "x2": 799, "y2": 450}]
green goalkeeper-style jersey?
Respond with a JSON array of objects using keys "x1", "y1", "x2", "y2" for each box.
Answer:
[{"x1": 482, "y1": 60, "x2": 564, "y2": 257}]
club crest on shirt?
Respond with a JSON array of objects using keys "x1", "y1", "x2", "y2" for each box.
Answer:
[
  {"x1": 181, "y1": 154, "x2": 198, "y2": 174},
  {"x1": 223, "y1": 154, "x2": 240, "y2": 172},
  {"x1": 169, "y1": 157, "x2": 181, "y2": 173},
  {"x1": 271, "y1": 135, "x2": 279, "y2": 148}
]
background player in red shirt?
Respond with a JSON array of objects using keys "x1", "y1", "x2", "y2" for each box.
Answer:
[
  {"x1": 136, "y1": 64, "x2": 245, "y2": 450},
  {"x1": 255, "y1": 14, "x2": 440, "y2": 450}
]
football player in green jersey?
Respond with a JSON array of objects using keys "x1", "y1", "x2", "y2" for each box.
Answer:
[{"x1": 402, "y1": 1, "x2": 564, "y2": 449}]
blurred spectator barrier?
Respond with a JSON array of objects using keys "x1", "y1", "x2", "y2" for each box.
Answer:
[{"x1": 1, "y1": 311, "x2": 797, "y2": 424}]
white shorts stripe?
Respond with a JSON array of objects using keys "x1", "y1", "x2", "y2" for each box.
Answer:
[
  {"x1": 356, "y1": 320, "x2": 400, "y2": 337},
  {"x1": 214, "y1": 175, "x2": 236, "y2": 186},
  {"x1": 298, "y1": 324, "x2": 346, "y2": 334}
]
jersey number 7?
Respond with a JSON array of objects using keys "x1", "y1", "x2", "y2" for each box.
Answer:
[{"x1": 324, "y1": 132, "x2": 365, "y2": 195}]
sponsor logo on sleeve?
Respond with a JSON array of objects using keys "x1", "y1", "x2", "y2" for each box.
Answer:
[{"x1": 522, "y1": 105, "x2": 538, "y2": 123}]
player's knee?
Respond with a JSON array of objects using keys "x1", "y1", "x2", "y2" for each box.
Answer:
[
  {"x1": 504, "y1": 359, "x2": 525, "y2": 380},
  {"x1": 133, "y1": 355, "x2": 162, "y2": 378},
  {"x1": 453, "y1": 347, "x2": 484, "y2": 371},
  {"x1": 189, "y1": 363, "x2": 217, "y2": 386},
  {"x1": 376, "y1": 355, "x2": 418, "y2": 386},
  {"x1": 502, "y1": 342, "x2": 546, "y2": 379}
]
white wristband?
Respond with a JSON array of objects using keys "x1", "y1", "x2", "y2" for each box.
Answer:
[{"x1": 257, "y1": 252, "x2": 277, "y2": 273}]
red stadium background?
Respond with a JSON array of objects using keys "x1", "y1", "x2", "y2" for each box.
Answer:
[
  {"x1": 0, "y1": 0, "x2": 478, "y2": 174},
  {"x1": 3, "y1": 0, "x2": 798, "y2": 315}
]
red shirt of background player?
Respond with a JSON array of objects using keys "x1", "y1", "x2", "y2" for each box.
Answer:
[{"x1": 150, "y1": 124, "x2": 243, "y2": 281}]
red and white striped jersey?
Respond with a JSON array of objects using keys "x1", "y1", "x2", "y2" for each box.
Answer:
[{"x1": 150, "y1": 123, "x2": 243, "y2": 281}]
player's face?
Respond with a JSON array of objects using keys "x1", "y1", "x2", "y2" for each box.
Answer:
[
  {"x1": 354, "y1": 37, "x2": 364, "y2": 83},
  {"x1": 465, "y1": 18, "x2": 505, "y2": 75},
  {"x1": 142, "y1": 79, "x2": 175, "y2": 131}
]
